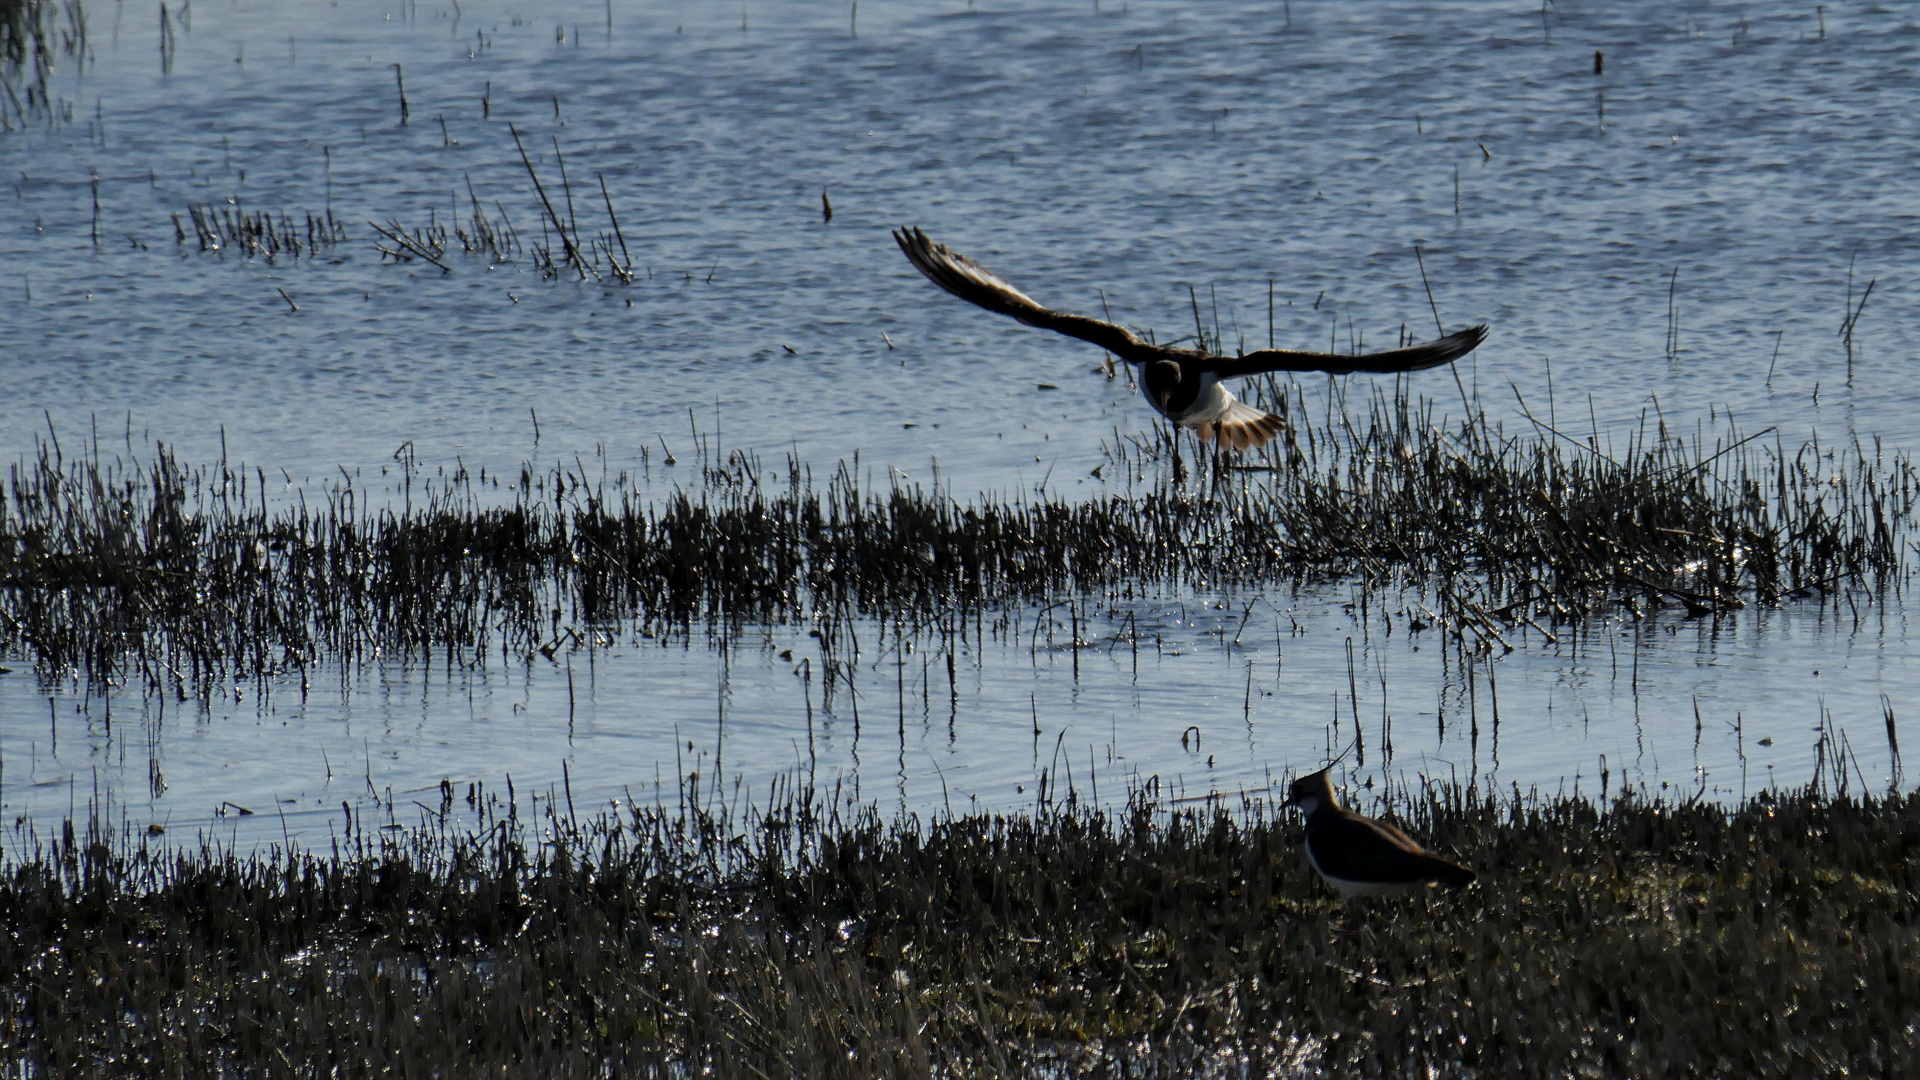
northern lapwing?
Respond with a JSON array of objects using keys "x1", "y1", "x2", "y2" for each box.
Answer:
[
  {"x1": 892, "y1": 226, "x2": 1490, "y2": 451},
  {"x1": 1282, "y1": 767, "x2": 1475, "y2": 898}
]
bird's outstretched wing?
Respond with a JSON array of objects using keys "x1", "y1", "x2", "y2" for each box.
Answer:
[
  {"x1": 1213, "y1": 324, "x2": 1489, "y2": 378},
  {"x1": 896, "y1": 226, "x2": 1490, "y2": 378},
  {"x1": 894, "y1": 226, "x2": 1145, "y2": 359}
]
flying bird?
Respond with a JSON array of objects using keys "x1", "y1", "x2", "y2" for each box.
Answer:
[
  {"x1": 893, "y1": 226, "x2": 1489, "y2": 451},
  {"x1": 1283, "y1": 767, "x2": 1476, "y2": 898}
]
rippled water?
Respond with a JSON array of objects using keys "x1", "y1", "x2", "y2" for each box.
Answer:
[{"x1": 5, "y1": 0, "x2": 1919, "y2": 849}]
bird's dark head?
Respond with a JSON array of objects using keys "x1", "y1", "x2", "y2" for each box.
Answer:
[
  {"x1": 1282, "y1": 767, "x2": 1338, "y2": 815},
  {"x1": 1144, "y1": 360, "x2": 1182, "y2": 411}
]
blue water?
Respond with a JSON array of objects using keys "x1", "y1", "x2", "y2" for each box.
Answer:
[{"x1": 4, "y1": 0, "x2": 1919, "y2": 851}]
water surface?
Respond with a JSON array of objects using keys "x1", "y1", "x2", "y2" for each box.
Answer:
[{"x1": 5, "y1": 0, "x2": 1919, "y2": 849}]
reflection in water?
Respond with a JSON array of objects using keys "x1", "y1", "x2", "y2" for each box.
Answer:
[{"x1": 2, "y1": 579, "x2": 1909, "y2": 854}]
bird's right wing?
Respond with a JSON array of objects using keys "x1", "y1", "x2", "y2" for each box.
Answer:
[
  {"x1": 893, "y1": 226, "x2": 1145, "y2": 359},
  {"x1": 1214, "y1": 323, "x2": 1489, "y2": 378},
  {"x1": 1310, "y1": 813, "x2": 1467, "y2": 886}
]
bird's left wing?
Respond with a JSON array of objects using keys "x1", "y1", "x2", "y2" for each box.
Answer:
[
  {"x1": 1312, "y1": 814, "x2": 1459, "y2": 886},
  {"x1": 1212, "y1": 323, "x2": 1489, "y2": 378},
  {"x1": 894, "y1": 226, "x2": 1145, "y2": 360}
]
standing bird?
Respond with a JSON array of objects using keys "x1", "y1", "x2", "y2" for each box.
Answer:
[
  {"x1": 1282, "y1": 767, "x2": 1476, "y2": 898},
  {"x1": 893, "y1": 226, "x2": 1489, "y2": 451}
]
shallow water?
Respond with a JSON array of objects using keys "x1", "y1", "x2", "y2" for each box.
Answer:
[{"x1": 4, "y1": 0, "x2": 1919, "y2": 849}]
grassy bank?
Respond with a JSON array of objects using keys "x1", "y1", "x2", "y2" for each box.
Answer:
[
  {"x1": 3, "y1": 386, "x2": 1913, "y2": 699},
  {"x1": 1, "y1": 780, "x2": 1914, "y2": 1076}
]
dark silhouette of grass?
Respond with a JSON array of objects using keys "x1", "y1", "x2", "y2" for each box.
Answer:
[
  {"x1": 2, "y1": 386, "x2": 1913, "y2": 698},
  {"x1": 0, "y1": 0, "x2": 84, "y2": 131},
  {"x1": 2, "y1": 778, "x2": 1915, "y2": 1076},
  {"x1": 173, "y1": 202, "x2": 348, "y2": 261}
]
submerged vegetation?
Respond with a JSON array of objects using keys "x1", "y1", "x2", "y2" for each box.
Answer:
[
  {"x1": 174, "y1": 128, "x2": 636, "y2": 282},
  {"x1": 2, "y1": 779, "x2": 1915, "y2": 1076},
  {"x1": 1, "y1": 385, "x2": 1913, "y2": 699},
  {"x1": 174, "y1": 201, "x2": 349, "y2": 261},
  {"x1": 0, "y1": 0, "x2": 84, "y2": 132}
]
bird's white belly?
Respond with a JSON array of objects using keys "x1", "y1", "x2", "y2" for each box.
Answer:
[{"x1": 1147, "y1": 375, "x2": 1232, "y2": 424}]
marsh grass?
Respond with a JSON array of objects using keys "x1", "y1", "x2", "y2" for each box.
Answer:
[
  {"x1": 1, "y1": 385, "x2": 1913, "y2": 699},
  {"x1": 509, "y1": 125, "x2": 636, "y2": 283},
  {"x1": 2, "y1": 777, "x2": 1915, "y2": 1076},
  {"x1": 0, "y1": 0, "x2": 83, "y2": 132},
  {"x1": 174, "y1": 202, "x2": 348, "y2": 261},
  {"x1": 1220, "y1": 375, "x2": 1917, "y2": 639},
  {"x1": 363, "y1": 177, "x2": 531, "y2": 270},
  {"x1": 163, "y1": 125, "x2": 618, "y2": 279}
]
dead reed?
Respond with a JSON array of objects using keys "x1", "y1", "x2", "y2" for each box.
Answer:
[
  {"x1": 0, "y1": 0, "x2": 84, "y2": 132},
  {"x1": 1, "y1": 387, "x2": 1913, "y2": 698},
  {"x1": 368, "y1": 177, "x2": 524, "y2": 269},
  {"x1": 154, "y1": 114, "x2": 623, "y2": 279},
  {"x1": 173, "y1": 201, "x2": 348, "y2": 261},
  {"x1": 508, "y1": 125, "x2": 635, "y2": 282},
  {"x1": 1, "y1": 777, "x2": 1914, "y2": 1076}
]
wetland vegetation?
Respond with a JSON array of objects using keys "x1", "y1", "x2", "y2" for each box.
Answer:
[
  {"x1": 6, "y1": 384, "x2": 1914, "y2": 1075},
  {"x1": 0, "y1": 0, "x2": 84, "y2": 133},
  {"x1": 3, "y1": 776, "x2": 1914, "y2": 1076},
  {"x1": 8, "y1": 0, "x2": 1920, "y2": 1072},
  {"x1": 8, "y1": 378, "x2": 1915, "y2": 1075},
  {"x1": 2, "y1": 382, "x2": 1911, "y2": 700}
]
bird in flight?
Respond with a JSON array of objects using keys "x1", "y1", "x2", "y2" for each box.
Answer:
[{"x1": 894, "y1": 226, "x2": 1489, "y2": 451}]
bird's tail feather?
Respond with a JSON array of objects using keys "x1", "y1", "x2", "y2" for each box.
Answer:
[{"x1": 1193, "y1": 402, "x2": 1285, "y2": 451}]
